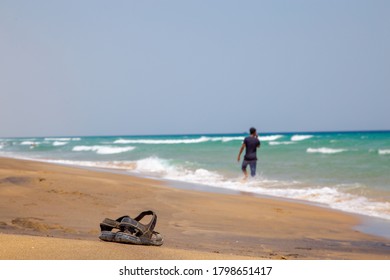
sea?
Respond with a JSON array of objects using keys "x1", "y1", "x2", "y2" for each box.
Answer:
[{"x1": 1, "y1": 131, "x2": 390, "y2": 224}]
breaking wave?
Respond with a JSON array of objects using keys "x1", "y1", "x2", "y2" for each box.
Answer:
[
  {"x1": 72, "y1": 145, "x2": 135, "y2": 155},
  {"x1": 291, "y1": 135, "x2": 313, "y2": 141},
  {"x1": 114, "y1": 135, "x2": 284, "y2": 145},
  {"x1": 53, "y1": 141, "x2": 68, "y2": 146},
  {"x1": 378, "y1": 149, "x2": 390, "y2": 155},
  {"x1": 269, "y1": 141, "x2": 295, "y2": 146},
  {"x1": 45, "y1": 137, "x2": 81, "y2": 141},
  {"x1": 258, "y1": 135, "x2": 284, "y2": 141},
  {"x1": 307, "y1": 147, "x2": 348, "y2": 154},
  {"x1": 114, "y1": 137, "x2": 211, "y2": 144},
  {"x1": 20, "y1": 141, "x2": 38, "y2": 146}
]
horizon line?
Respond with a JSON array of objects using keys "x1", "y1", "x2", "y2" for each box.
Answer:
[{"x1": 1, "y1": 129, "x2": 389, "y2": 139}]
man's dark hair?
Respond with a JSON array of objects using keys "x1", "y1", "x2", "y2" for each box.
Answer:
[{"x1": 249, "y1": 127, "x2": 256, "y2": 135}]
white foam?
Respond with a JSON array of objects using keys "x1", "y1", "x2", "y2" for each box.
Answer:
[
  {"x1": 291, "y1": 135, "x2": 313, "y2": 141},
  {"x1": 45, "y1": 137, "x2": 81, "y2": 141},
  {"x1": 134, "y1": 157, "x2": 177, "y2": 174},
  {"x1": 43, "y1": 159, "x2": 136, "y2": 170},
  {"x1": 72, "y1": 145, "x2": 135, "y2": 154},
  {"x1": 168, "y1": 168, "x2": 224, "y2": 185},
  {"x1": 20, "y1": 141, "x2": 38, "y2": 146},
  {"x1": 307, "y1": 147, "x2": 347, "y2": 154},
  {"x1": 128, "y1": 157, "x2": 224, "y2": 185},
  {"x1": 114, "y1": 139, "x2": 133, "y2": 144},
  {"x1": 378, "y1": 149, "x2": 390, "y2": 155},
  {"x1": 212, "y1": 137, "x2": 244, "y2": 142},
  {"x1": 258, "y1": 135, "x2": 284, "y2": 141},
  {"x1": 114, "y1": 137, "x2": 211, "y2": 145},
  {"x1": 114, "y1": 135, "x2": 287, "y2": 144},
  {"x1": 53, "y1": 141, "x2": 68, "y2": 146},
  {"x1": 269, "y1": 141, "x2": 295, "y2": 146}
]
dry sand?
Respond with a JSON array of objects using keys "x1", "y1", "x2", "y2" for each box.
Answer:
[{"x1": 0, "y1": 157, "x2": 389, "y2": 260}]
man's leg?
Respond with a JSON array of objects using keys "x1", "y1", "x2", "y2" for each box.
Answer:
[
  {"x1": 249, "y1": 161, "x2": 257, "y2": 177},
  {"x1": 241, "y1": 160, "x2": 249, "y2": 180}
]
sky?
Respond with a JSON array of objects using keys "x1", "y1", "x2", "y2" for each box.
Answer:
[{"x1": 1, "y1": 0, "x2": 389, "y2": 137}]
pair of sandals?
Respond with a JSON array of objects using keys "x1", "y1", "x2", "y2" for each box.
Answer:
[{"x1": 99, "y1": 210, "x2": 163, "y2": 246}]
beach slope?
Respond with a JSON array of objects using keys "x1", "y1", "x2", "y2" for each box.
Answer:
[{"x1": 0, "y1": 157, "x2": 389, "y2": 259}]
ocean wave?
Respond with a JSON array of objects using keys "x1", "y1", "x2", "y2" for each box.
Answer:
[
  {"x1": 53, "y1": 141, "x2": 68, "y2": 146},
  {"x1": 291, "y1": 135, "x2": 313, "y2": 141},
  {"x1": 202, "y1": 136, "x2": 245, "y2": 142},
  {"x1": 130, "y1": 157, "x2": 225, "y2": 185},
  {"x1": 215, "y1": 137, "x2": 244, "y2": 142},
  {"x1": 133, "y1": 157, "x2": 176, "y2": 174},
  {"x1": 43, "y1": 159, "x2": 136, "y2": 170},
  {"x1": 269, "y1": 141, "x2": 295, "y2": 146},
  {"x1": 378, "y1": 149, "x2": 390, "y2": 155},
  {"x1": 20, "y1": 141, "x2": 38, "y2": 146},
  {"x1": 258, "y1": 135, "x2": 284, "y2": 141},
  {"x1": 307, "y1": 147, "x2": 347, "y2": 154},
  {"x1": 114, "y1": 137, "x2": 211, "y2": 145},
  {"x1": 45, "y1": 137, "x2": 81, "y2": 141},
  {"x1": 72, "y1": 145, "x2": 135, "y2": 155},
  {"x1": 114, "y1": 135, "x2": 285, "y2": 144}
]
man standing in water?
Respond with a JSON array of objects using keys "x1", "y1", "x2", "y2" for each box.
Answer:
[{"x1": 237, "y1": 127, "x2": 261, "y2": 180}]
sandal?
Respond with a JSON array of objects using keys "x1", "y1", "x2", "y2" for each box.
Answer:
[{"x1": 99, "y1": 211, "x2": 163, "y2": 246}]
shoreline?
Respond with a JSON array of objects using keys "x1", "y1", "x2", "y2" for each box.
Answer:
[
  {"x1": 164, "y1": 178, "x2": 390, "y2": 240},
  {"x1": 1, "y1": 157, "x2": 390, "y2": 259},
  {"x1": 10, "y1": 155, "x2": 390, "y2": 240},
  {"x1": 2, "y1": 130, "x2": 390, "y2": 225}
]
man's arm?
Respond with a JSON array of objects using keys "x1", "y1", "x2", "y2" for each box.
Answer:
[
  {"x1": 237, "y1": 143, "x2": 245, "y2": 162},
  {"x1": 256, "y1": 134, "x2": 260, "y2": 148}
]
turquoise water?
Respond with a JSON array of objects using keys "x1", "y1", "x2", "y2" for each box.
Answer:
[{"x1": 1, "y1": 131, "x2": 389, "y2": 220}]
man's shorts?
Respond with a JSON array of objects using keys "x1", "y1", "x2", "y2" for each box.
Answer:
[{"x1": 241, "y1": 160, "x2": 257, "y2": 177}]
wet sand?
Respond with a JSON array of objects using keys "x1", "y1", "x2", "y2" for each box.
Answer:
[{"x1": 0, "y1": 157, "x2": 389, "y2": 259}]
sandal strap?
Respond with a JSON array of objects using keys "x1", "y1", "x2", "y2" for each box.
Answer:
[
  {"x1": 100, "y1": 215, "x2": 128, "y2": 231},
  {"x1": 133, "y1": 210, "x2": 158, "y2": 237},
  {"x1": 99, "y1": 211, "x2": 158, "y2": 237}
]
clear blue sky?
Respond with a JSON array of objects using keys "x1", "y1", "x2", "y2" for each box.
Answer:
[{"x1": 1, "y1": 0, "x2": 389, "y2": 137}]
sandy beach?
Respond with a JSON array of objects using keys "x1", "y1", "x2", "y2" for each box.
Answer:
[{"x1": 0, "y1": 157, "x2": 389, "y2": 260}]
